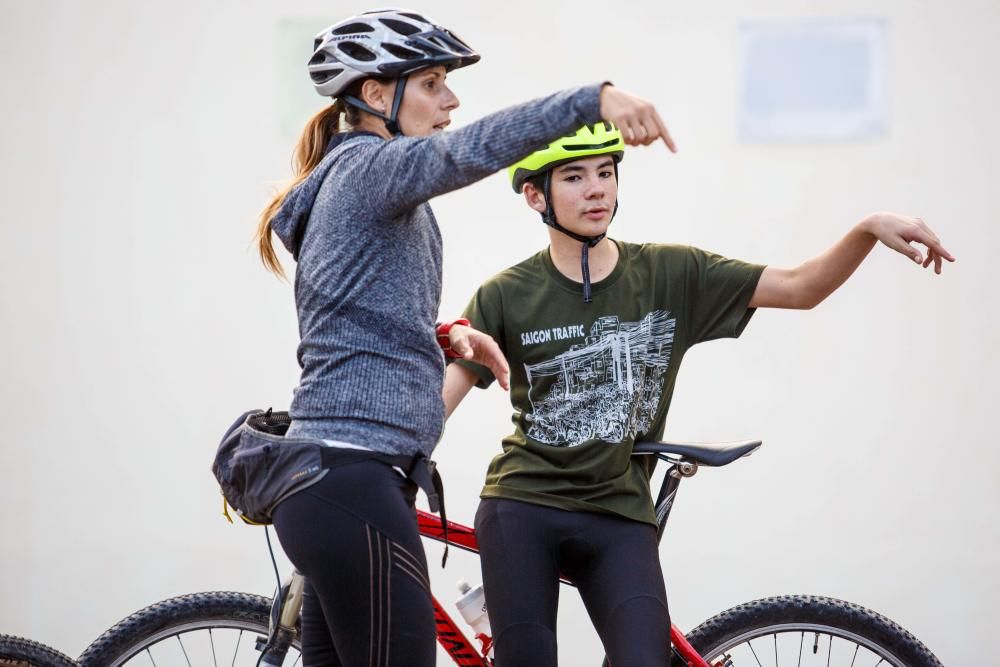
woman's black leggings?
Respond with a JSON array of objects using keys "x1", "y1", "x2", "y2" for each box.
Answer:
[
  {"x1": 272, "y1": 459, "x2": 435, "y2": 667},
  {"x1": 475, "y1": 498, "x2": 671, "y2": 667}
]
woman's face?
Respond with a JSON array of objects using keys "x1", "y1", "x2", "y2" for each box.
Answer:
[{"x1": 393, "y1": 66, "x2": 460, "y2": 136}]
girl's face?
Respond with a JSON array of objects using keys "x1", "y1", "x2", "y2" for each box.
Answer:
[
  {"x1": 525, "y1": 155, "x2": 619, "y2": 237},
  {"x1": 388, "y1": 66, "x2": 460, "y2": 137}
]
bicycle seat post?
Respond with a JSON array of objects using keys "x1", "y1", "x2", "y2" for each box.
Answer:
[{"x1": 652, "y1": 460, "x2": 690, "y2": 544}]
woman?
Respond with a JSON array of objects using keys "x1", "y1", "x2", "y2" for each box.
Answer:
[
  {"x1": 443, "y1": 123, "x2": 953, "y2": 666},
  {"x1": 253, "y1": 9, "x2": 675, "y2": 667}
]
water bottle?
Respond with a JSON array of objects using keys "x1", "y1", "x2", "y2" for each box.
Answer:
[{"x1": 455, "y1": 578, "x2": 493, "y2": 648}]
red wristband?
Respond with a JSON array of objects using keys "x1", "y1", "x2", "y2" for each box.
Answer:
[{"x1": 436, "y1": 318, "x2": 471, "y2": 358}]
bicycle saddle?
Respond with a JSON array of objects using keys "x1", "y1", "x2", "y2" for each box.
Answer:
[{"x1": 632, "y1": 439, "x2": 761, "y2": 467}]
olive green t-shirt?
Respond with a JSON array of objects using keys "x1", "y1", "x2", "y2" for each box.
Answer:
[{"x1": 457, "y1": 240, "x2": 765, "y2": 525}]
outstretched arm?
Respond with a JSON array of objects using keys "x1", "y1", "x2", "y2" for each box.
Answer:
[
  {"x1": 363, "y1": 84, "x2": 675, "y2": 218},
  {"x1": 750, "y1": 212, "x2": 955, "y2": 310}
]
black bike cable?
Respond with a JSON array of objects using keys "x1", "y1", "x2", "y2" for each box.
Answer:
[
  {"x1": 264, "y1": 526, "x2": 282, "y2": 591},
  {"x1": 256, "y1": 526, "x2": 284, "y2": 667}
]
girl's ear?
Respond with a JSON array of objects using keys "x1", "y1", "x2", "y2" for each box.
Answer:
[
  {"x1": 523, "y1": 182, "x2": 547, "y2": 214},
  {"x1": 360, "y1": 78, "x2": 388, "y2": 114}
]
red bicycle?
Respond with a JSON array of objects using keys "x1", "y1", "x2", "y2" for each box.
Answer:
[{"x1": 79, "y1": 440, "x2": 943, "y2": 666}]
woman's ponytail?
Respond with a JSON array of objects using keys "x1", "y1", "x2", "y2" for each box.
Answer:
[{"x1": 255, "y1": 100, "x2": 346, "y2": 278}]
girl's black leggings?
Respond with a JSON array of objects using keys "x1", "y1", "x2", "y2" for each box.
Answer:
[
  {"x1": 272, "y1": 459, "x2": 435, "y2": 667},
  {"x1": 475, "y1": 498, "x2": 672, "y2": 667}
]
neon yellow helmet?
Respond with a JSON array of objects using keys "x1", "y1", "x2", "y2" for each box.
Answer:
[{"x1": 509, "y1": 122, "x2": 625, "y2": 193}]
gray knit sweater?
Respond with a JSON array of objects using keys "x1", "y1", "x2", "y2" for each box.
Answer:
[{"x1": 269, "y1": 84, "x2": 603, "y2": 457}]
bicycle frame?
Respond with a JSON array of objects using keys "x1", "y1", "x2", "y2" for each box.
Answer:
[
  {"x1": 263, "y1": 446, "x2": 726, "y2": 667},
  {"x1": 97, "y1": 433, "x2": 942, "y2": 667},
  {"x1": 413, "y1": 447, "x2": 713, "y2": 667}
]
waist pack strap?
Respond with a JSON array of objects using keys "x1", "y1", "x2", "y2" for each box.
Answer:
[{"x1": 318, "y1": 448, "x2": 450, "y2": 567}]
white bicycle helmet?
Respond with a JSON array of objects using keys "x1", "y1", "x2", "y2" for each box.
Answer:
[{"x1": 308, "y1": 9, "x2": 479, "y2": 97}]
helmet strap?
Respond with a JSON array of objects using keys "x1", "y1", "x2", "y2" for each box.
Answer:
[
  {"x1": 541, "y1": 171, "x2": 611, "y2": 304},
  {"x1": 383, "y1": 74, "x2": 408, "y2": 135},
  {"x1": 341, "y1": 74, "x2": 409, "y2": 137}
]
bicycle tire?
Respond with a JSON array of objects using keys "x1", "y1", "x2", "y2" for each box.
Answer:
[
  {"x1": 0, "y1": 635, "x2": 78, "y2": 667},
  {"x1": 672, "y1": 594, "x2": 943, "y2": 667},
  {"x1": 78, "y1": 591, "x2": 300, "y2": 667}
]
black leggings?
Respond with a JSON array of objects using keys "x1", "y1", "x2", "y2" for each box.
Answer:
[
  {"x1": 272, "y1": 459, "x2": 435, "y2": 667},
  {"x1": 475, "y1": 498, "x2": 671, "y2": 667}
]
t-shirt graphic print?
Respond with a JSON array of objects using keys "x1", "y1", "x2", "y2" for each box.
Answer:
[
  {"x1": 457, "y1": 241, "x2": 765, "y2": 524},
  {"x1": 524, "y1": 311, "x2": 676, "y2": 447}
]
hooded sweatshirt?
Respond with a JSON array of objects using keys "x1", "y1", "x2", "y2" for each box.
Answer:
[{"x1": 269, "y1": 84, "x2": 604, "y2": 457}]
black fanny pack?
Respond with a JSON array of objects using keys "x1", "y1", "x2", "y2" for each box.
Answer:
[{"x1": 211, "y1": 409, "x2": 448, "y2": 561}]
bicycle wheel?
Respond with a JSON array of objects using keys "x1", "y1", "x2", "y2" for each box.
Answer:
[
  {"x1": 0, "y1": 635, "x2": 78, "y2": 667},
  {"x1": 673, "y1": 595, "x2": 942, "y2": 667},
  {"x1": 78, "y1": 591, "x2": 302, "y2": 667}
]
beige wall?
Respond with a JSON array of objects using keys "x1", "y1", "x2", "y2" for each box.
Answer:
[{"x1": 1, "y1": 0, "x2": 996, "y2": 664}]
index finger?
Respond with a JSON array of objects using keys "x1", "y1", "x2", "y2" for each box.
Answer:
[
  {"x1": 916, "y1": 231, "x2": 955, "y2": 261},
  {"x1": 930, "y1": 243, "x2": 955, "y2": 262},
  {"x1": 491, "y1": 358, "x2": 510, "y2": 390},
  {"x1": 651, "y1": 109, "x2": 677, "y2": 153},
  {"x1": 496, "y1": 368, "x2": 510, "y2": 391},
  {"x1": 929, "y1": 241, "x2": 955, "y2": 262}
]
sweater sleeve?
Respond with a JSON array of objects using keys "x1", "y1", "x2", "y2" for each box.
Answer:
[{"x1": 359, "y1": 84, "x2": 605, "y2": 218}]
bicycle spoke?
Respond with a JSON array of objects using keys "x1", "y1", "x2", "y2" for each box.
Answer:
[
  {"x1": 210, "y1": 628, "x2": 218, "y2": 667},
  {"x1": 231, "y1": 630, "x2": 243, "y2": 667},
  {"x1": 74, "y1": 592, "x2": 306, "y2": 667},
  {"x1": 682, "y1": 596, "x2": 940, "y2": 667},
  {"x1": 177, "y1": 635, "x2": 192, "y2": 667},
  {"x1": 705, "y1": 630, "x2": 903, "y2": 667},
  {"x1": 109, "y1": 626, "x2": 302, "y2": 667}
]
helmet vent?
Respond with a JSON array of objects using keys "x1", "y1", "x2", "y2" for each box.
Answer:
[
  {"x1": 426, "y1": 35, "x2": 448, "y2": 50},
  {"x1": 382, "y1": 43, "x2": 422, "y2": 60},
  {"x1": 308, "y1": 52, "x2": 333, "y2": 66},
  {"x1": 332, "y1": 22, "x2": 376, "y2": 35},
  {"x1": 564, "y1": 138, "x2": 622, "y2": 152},
  {"x1": 310, "y1": 68, "x2": 342, "y2": 84},
  {"x1": 337, "y1": 42, "x2": 377, "y2": 62},
  {"x1": 398, "y1": 12, "x2": 429, "y2": 23},
  {"x1": 379, "y1": 18, "x2": 421, "y2": 36}
]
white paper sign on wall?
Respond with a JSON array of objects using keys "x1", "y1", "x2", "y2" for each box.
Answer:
[{"x1": 739, "y1": 18, "x2": 888, "y2": 143}]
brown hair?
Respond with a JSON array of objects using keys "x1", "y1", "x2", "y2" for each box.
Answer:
[{"x1": 255, "y1": 79, "x2": 381, "y2": 278}]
